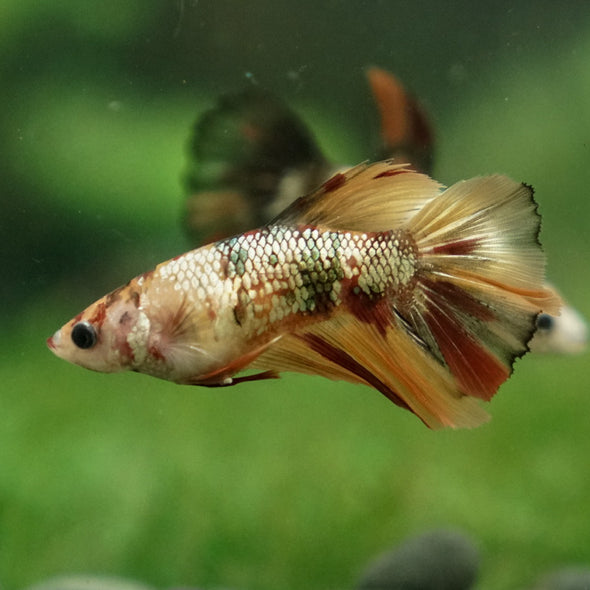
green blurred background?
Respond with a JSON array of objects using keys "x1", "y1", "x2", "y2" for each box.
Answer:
[{"x1": 2, "y1": 2, "x2": 590, "y2": 589}]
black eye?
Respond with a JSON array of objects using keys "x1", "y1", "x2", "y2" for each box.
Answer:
[
  {"x1": 71, "y1": 321, "x2": 98, "y2": 349},
  {"x1": 536, "y1": 313, "x2": 554, "y2": 331}
]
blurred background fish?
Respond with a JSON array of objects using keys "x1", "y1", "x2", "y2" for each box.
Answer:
[{"x1": 183, "y1": 67, "x2": 587, "y2": 356}]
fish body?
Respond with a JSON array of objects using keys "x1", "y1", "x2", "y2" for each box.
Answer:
[
  {"x1": 48, "y1": 162, "x2": 560, "y2": 429},
  {"x1": 51, "y1": 224, "x2": 416, "y2": 384}
]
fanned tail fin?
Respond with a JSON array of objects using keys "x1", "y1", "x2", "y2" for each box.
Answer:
[{"x1": 403, "y1": 175, "x2": 561, "y2": 403}]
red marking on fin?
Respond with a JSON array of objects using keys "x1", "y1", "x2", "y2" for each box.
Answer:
[
  {"x1": 204, "y1": 370, "x2": 279, "y2": 387},
  {"x1": 302, "y1": 333, "x2": 411, "y2": 411},
  {"x1": 424, "y1": 300, "x2": 508, "y2": 400},
  {"x1": 342, "y1": 287, "x2": 391, "y2": 337},
  {"x1": 432, "y1": 238, "x2": 479, "y2": 256},
  {"x1": 322, "y1": 172, "x2": 346, "y2": 192},
  {"x1": 425, "y1": 279, "x2": 495, "y2": 322},
  {"x1": 373, "y1": 168, "x2": 411, "y2": 179}
]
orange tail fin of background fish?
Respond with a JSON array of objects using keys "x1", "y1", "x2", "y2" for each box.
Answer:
[{"x1": 366, "y1": 66, "x2": 434, "y2": 173}]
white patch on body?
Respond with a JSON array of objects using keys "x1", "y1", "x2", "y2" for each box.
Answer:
[{"x1": 127, "y1": 309, "x2": 151, "y2": 365}]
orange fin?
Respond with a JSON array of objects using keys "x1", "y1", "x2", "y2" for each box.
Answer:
[
  {"x1": 273, "y1": 161, "x2": 441, "y2": 232},
  {"x1": 198, "y1": 370, "x2": 280, "y2": 387},
  {"x1": 366, "y1": 66, "x2": 434, "y2": 174}
]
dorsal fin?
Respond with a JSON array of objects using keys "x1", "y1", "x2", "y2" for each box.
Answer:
[
  {"x1": 271, "y1": 160, "x2": 442, "y2": 231},
  {"x1": 271, "y1": 160, "x2": 442, "y2": 232}
]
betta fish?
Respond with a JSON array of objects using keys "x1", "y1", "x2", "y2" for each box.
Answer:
[
  {"x1": 48, "y1": 161, "x2": 560, "y2": 429},
  {"x1": 183, "y1": 67, "x2": 585, "y2": 355}
]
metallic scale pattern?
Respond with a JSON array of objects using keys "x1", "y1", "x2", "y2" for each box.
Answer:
[{"x1": 157, "y1": 227, "x2": 416, "y2": 339}]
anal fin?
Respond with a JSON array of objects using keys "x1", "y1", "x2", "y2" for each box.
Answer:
[{"x1": 252, "y1": 312, "x2": 490, "y2": 430}]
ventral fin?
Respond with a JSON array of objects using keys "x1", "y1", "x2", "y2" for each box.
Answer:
[
  {"x1": 272, "y1": 161, "x2": 442, "y2": 233},
  {"x1": 185, "y1": 337, "x2": 282, "y2": 386},
  {"x1": 199, "y1": 370, "x2": 280, "y2": 388},
  {"x1": 252, "y1": 310, "x2": 490, "y2": 430}
]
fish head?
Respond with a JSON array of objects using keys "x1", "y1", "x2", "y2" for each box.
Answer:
[
  {"x1": 529, "y1": 304, "x2": 587, "y2": 355},
  {"x1": 47, "y1": 270, "x2": 238, "y2": 383},
  {"x1": 47, "y1": 282, "x2": 146, "y2": 373}
]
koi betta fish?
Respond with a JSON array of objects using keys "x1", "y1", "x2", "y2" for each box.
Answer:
[
  {"x1": 48, "y1": 161, "x2": 560, "y2": 429},
  {"x1": 184, "y1": 67, "x2": 586, "y2": 355}
]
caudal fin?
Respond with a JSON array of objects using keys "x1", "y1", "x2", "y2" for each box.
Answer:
[{"x1": 405, "y1": 175, "x2": 561, "y2": 402}]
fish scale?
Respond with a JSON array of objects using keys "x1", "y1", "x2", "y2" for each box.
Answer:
[{"x1": 155, "y1": 226, "x2": 418, "y2": 340}]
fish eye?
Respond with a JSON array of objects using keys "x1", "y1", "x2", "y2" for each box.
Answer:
[
  {"x1": 71, "y1": 321, "x2": 98, "y2": 349},
  {"x1": 536, "y1": 313, "x2": 554, "y2": 331}
]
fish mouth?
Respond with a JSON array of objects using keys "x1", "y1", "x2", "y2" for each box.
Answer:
[{"x1": 46, "y1": 331, "x2": 60, "y2": 351}]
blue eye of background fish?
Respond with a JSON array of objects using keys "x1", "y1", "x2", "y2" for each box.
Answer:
[
  {"x1": 536, "y1": 313, "x2": 554, "y2": 331},
  {"x1": 71, "y1": 322, "x2": 97, "y2": 349}
]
